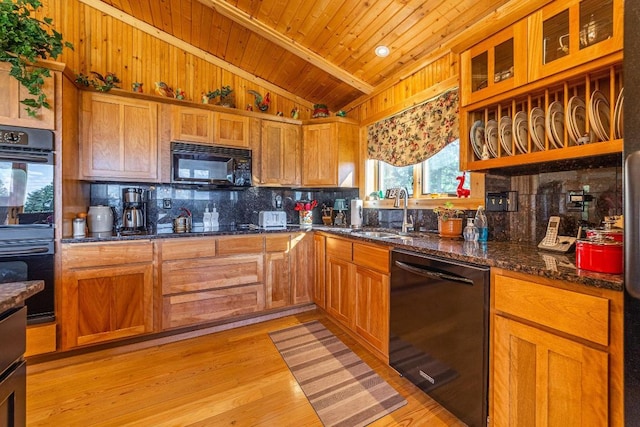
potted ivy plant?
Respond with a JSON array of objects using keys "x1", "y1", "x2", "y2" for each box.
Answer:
[
  {"x1": 433, "y1": 201, "x2": 465, "y2": 238},
  {"x1": 0, "y1": 0, "x2": 73, "y2": 116}
]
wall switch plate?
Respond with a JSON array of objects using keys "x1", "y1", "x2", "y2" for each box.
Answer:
[{"x1": 163, "y1": 198, "x2": 172, "y2": 209}]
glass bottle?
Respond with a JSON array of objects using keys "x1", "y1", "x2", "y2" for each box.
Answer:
[{"x1": 463, "y1": 218, "x2": 479, "y2": 241}]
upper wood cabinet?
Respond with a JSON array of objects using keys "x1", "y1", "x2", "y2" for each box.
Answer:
[
  {"x1": 528, "y1": 0, "x2": 623, "y2": 81},
  {"x1": 217, "y1": 112, "x2": 249, "y2": 148},
  {"x1": 0, "y1": 62, "x2": 56, "y2": 130},
  {"x1": 80, "y1": 92, "x2": 158, "y2": 181},
  {"x1": 60, "y1": 241, "x2": 155, "y2": 349},
  {"x1": 171, "y1": 107, "x2": 249, "y2": 148},
  {"x1": 259, "y1": 121, "x2": 300, "y2": 186},
  {"x1": 460, "y1": 20, "x2": 528, "y2": 106},
  {"x1": 302, "y1": 121, "x2": 358, "y2": 187},
  {"x1": 171, "y1": 106, "x2": 214, "y2": 143}
]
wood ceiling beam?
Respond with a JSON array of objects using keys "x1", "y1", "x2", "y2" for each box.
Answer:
[
  {"x1": 198, "y1": 0, "x2": 374, "y2": 95},
  {"x1": 79, "y1": 0, "x2": 315, "y2": 109}
]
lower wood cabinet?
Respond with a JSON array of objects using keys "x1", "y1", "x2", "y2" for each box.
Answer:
[
  {"x1": 290, "y1": 232, "x2": 314, "y2": 305},
  {"x1": 321, "y1": 234, "x2": 391, "y2": 360},
  {"x1": 313, "y1": 233, "x2": 326, "y2": 308},
  {"x1": 60, "y1": 241, "x2": 154, "y2": 349},
  {"x1": 490, "y1": 269, "x2": 623, "y2": 426}
]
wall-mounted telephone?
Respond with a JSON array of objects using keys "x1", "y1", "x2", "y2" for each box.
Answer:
[{"x1": 537, "y1": 216, "x2": 576, "y2": 252}]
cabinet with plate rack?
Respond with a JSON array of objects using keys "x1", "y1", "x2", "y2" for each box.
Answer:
[
  {"x1": 461, "y1": 62, "x2": 623, "y2": 172},
  {"x1": 460, "y1": 0, "x2": 623, "y2": 172}
]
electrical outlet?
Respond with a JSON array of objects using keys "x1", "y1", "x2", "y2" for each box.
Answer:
[{"x1": 163, "y1": 198, "x2": 172, "y2": 209}]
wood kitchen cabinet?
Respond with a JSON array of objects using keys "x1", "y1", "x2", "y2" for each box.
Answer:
[
  {"x1": 265, "y1": 234, "x2": 291, "y2": 309},
  {"x1": 460, "y1": 20, "x2": 528, "y2": 106},
  {"x1": 290, "y1": 232, "x2": 314, "y2": 305},
  {"x1": 313, "y1": 233, "x2": 326, "y2": 308},
  {"x1": 527, "y1": 0, "x2": 623, "y2": 82},
  {"x1": 160, "y1": 236, "x2": 264, "y2": 329},
  {"x1": 302, "y1": 120, "x2": 359, "y2": 187},
  {"x1": 259, "y1": 121, "x2": 300, "y2": 186},
  {"x1": 0, "y1": 62, "x2": 57, "y2": 129},
  {"x1": 60, "y1": 241, "x2": 154, "y2": 349},
  {"x1": 490, "y1": 269, "x2": 623, "y2": 426},
  {"x1": 322, "y1": 234, "x2": 391, "y2": 360},
  {"x1": 217, "y1": 112, "x2": 249, "y2": 148},
  {"x1": 171, "y1": 106, "x2": 215, "y2": 143},
  {"x1": 80, "y1": 92, "x2": 159, "y2": 181}
]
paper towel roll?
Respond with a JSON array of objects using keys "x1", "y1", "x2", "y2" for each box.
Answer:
[{"x1": 350, "y1": 199, "x2": 363, "y2": 228}]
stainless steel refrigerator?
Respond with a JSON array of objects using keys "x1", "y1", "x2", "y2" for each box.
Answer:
[{"x1": 624, "y1": 3, "x2": 640, "y2": 423}]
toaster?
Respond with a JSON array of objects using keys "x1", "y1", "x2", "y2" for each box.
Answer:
[{"x1": 258, "y1": 211, "x2": 287, "y2": 230}]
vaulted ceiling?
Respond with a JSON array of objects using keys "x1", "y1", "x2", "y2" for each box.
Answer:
[{"x1": 96, "y1": 0, "x2": 517, "y2": 110}]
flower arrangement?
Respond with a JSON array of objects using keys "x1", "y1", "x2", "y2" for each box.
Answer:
[
  {"x1": 433, "y1": 201, "x2": 464, "y2": 222},
  {"x1": 294, "y1": 200, "x2": 318, "y2": 211}
]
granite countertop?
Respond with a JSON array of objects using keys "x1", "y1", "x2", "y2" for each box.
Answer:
[
  {"x1": 0, "y1": 280, "x2": 45, "y2": 314},
  {"x1": 61, "y1": 225, "x2": 623, "y2": 292},
  {"x1": 317, "y1": 228, "x2": 624, "y2": 292}
]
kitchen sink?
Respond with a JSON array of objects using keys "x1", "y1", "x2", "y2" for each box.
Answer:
[{"x1": 352, "y1": 231, "x2": 413, "y2": 241}]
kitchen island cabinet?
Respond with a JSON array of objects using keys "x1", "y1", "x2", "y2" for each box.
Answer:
[
  {"x1": 80, "y1": 92, "x2": 159, "y2": 181},
  {"x1": 60, "y1": 241, "x2": 154, "y2": 349},
  {"x1": 490, "y1": 268, "x2": 623, "y2": 426}
]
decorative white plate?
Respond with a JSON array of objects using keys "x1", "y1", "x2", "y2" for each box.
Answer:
[
  {"x1": 550, "y1": 110, "x2": 565, "y2": 148},
  {"x1": 485, "y1": 119, "x2": 499, "y2": 158},
  {"x1": 513, "y1": 111, "x2": 528, "y2": 154},
  {"x1": 529, "y1": 107, "x2": 546, "y2": 151},
  {"x1": 614, "y1": 88, "x2": 624, "y2": 139},
  {"x1": 589, "y1": 90, "x2": 611, "y2": 141},
  {"x1": 499, "y1": 116, "x2": 513, "y2": 155},
  {"x1": 546, "y1": 101, "x2": 564, "y2": 148},
  {"x1": 567, "y1": 96, "x2": 587, "y2": 144},
  {"x1": 470, "y1": 120, "x2": 485, "y2": 159}
]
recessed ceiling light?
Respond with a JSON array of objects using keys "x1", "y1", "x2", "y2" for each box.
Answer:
[{"x1": 375, "y1": 45, "x2": 390, "y2": 57}]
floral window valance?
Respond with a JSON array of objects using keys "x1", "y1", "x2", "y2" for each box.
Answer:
[{"x1": 367, "y1": 88, "x2": 459, "y2": 167}]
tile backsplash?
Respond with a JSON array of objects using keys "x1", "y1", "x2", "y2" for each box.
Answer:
[{"x1": 89, "y1": 183, "x2": 359, "y2": 232}]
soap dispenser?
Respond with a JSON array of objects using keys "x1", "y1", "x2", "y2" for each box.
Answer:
[
  {"x1": 210, "y1": 204, "x2": 219, "y2": 230},
  {"x1": 203, "y1": 206, "x2": 212, "y2": 232}
]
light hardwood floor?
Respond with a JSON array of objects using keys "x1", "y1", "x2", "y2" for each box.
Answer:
[{"x1": 26, "y1": 310, "x2": 464, "y2": 426}]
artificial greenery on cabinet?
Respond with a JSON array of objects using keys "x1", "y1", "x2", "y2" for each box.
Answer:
[{"x1": 0, "y1": 0, "x2": 73, "y2": 116}]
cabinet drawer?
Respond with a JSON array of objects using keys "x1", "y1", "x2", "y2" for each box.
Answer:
[
  {"x1": 326, "y1": 237, "x2": 352, "y2": 261},
  {"x1": 162, "y1": 283, "x2": 265, "y2": 329},
  {"x1": 265, "y1": 234, "x2": 290, "y2": 252},
  {"x1": 353, "y1": 243, "x2": 390, "y2": 274},
  {"x1": 160, "y1": 237, "x2": 216, "y2": 261},
  {"x1": 63, "y1": 241, "x2": 153, "y2": 268},
  {"x1": 217, "y1": 236, "x2": 264, "y2": 255},
  {"x1": 162, "y1": 254, "x2": 263, "y2": 295},
  {"x1": 494, "y1": 274, "x2": 609, "y2": 345},
  {"x1": 0, "y1": 307, "x2": 25, "y2": 373}
]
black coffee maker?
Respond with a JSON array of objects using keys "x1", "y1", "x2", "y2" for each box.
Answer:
[{"x1": 122, "y1": 187, "x2": 147, "y2": 232}]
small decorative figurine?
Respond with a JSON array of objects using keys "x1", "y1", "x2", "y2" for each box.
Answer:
[
  {"x1": 90, "y1": 71, "x2": 120, "y2": 92},
  {"x1": 291, "y1": 107, "x2": 299, "y2": 119},
  {"x1": 174, "y1": 88, "x2": 186, "y2": 100},
  {"x1": 154, "y1": 81, "x2": 174, "y2": 98},
  {"x1": 456, "y1": 172, "x2": 471, "y2": 198},
  {"x1": 201, "y1": 92, "x2": 209, "y2": 104},
  {"x1": 132, "y1": 82, "x2": 143, "y2": 93},
  {"x1": 336, "y1": 110, "x2": 347, "y2": 117},
  {"x1": 247, "y1": 90, "x2": 271, "y2": 112},
  {"x1": 312, "y1": 104, "x2": 329, "y2": 118},
  {"x1": 246, "y1": 104, "x2": 253, "y2": 111},
  {"x1": 276, "y1": 111, "x2": 284, "y2": 116}
]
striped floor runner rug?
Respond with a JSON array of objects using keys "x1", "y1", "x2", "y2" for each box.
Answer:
[{"x1": 269, "y1": 320, "x2": 407, "y2": 427}]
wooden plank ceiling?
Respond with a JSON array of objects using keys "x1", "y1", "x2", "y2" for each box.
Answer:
[{"x1": 98, "y1": 0, "x2": 511, "y2": 110}]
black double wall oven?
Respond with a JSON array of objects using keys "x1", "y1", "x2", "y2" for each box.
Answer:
[{"x1": 0, "y1": 126, "x2": 55, "y2": 324}]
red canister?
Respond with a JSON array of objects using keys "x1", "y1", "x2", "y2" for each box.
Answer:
[
  {"x1": 575, "y1": 238, "x2": 623, "y2": 274},
  {"x1": 585, "y1": 228, "x2": 624, "y2": 242}
]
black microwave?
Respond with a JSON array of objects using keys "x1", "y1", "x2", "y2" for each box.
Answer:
[{"x1": 170, "y1": 142, "x2": 252, "y2": 187}]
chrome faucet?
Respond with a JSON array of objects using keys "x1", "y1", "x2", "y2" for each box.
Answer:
[{"x1": 393, "y1": 187, "x2": 413, "y2": 234}]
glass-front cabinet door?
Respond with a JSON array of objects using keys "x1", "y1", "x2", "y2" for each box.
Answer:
[
  {"x1": 460, "y1": 20, "x2": 527, "y2": 106},
  {"x1": 528, "y1": 0, "x2": 622, "y2": 81}
]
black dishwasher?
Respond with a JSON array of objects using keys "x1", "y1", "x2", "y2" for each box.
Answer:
[{"x1": 390, "y1": 249, "x2": 489, "y2": 427}]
